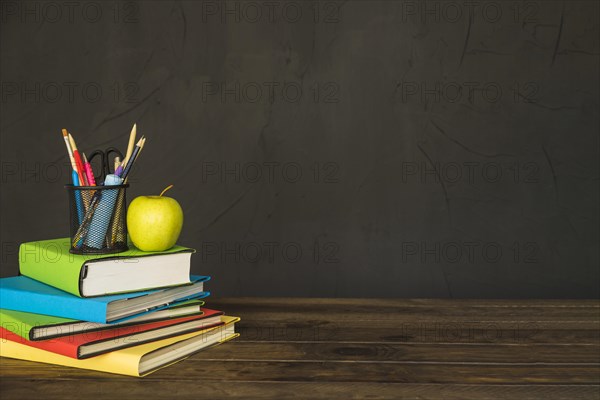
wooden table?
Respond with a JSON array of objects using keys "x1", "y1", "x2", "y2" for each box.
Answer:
[{"x1": 1, "y1": 298, "x2": 599, "y2": 399}]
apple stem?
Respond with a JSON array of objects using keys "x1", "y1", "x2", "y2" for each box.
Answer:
[{"x1": 160, "y1": 184, "x2": 174, "y2": 197}]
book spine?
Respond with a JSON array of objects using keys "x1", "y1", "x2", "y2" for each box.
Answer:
[
  {"x1": 0, "y1": 287, "x2": 108, "y2": 323},
  {"x1": 0, "y1": 327, "x2": 79, "y2": 358},
  {"x1": 0, "y1": 339, "x2": 141, "y2": 376},
  {"x1": 0, "y1": 311, "x2": 32, "y2": 341},
  {"x1": 18, "y1": 241, "x2": 83, "y2": 297}
]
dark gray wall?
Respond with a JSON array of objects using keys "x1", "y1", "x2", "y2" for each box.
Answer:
[{"x1": 1, "y1": 0, "x2": 598, "y2": 298}]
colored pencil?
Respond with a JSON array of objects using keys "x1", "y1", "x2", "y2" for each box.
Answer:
[
  {"x1": 121, "y1": 123, "x2": 137, "y2": 168},
  {"x1": 68, "y1": 133, "x2": 87, "y2": 186},
  {"x1": 61, "y1": 129, "x2": 77, "y2": 173}
]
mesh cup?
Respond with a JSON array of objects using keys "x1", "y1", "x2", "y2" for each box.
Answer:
[{"x1": 65, "y1": 184, "x2": 129, "y2": 254}]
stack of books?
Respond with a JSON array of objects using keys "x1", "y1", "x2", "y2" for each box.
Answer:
[{"x1": 0, "y1": 238, "x2": 239, "y2": 377}]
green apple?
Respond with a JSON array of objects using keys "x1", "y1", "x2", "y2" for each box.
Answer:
[{"x1": 127, "y1": 185, "x2": 183, "y2": 251}]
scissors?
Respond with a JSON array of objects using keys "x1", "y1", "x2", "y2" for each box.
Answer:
[{"x1": 87, "y1": 147, "x2": 124, "y2": 184}]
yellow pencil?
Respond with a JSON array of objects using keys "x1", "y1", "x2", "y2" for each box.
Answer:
[
  {"x1": 121, "y1": 123, "x2": 137, "y2": 168},
  {"x1": 61, "y1": 129, "x2": 77, "y2": 172}
]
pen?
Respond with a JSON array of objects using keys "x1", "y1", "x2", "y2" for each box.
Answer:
[
  {"x1": 115, "y1": 138, "x2": 139, "y2": 177},
  {"x1": 110, "y1": 136, "x2": 143, "y2": 245},
  {"x1": 72, "y1": 191, "x2": 102, "y2": 248},
  {"x1": 121, "y1": 137, "x2": 145, "y2": 180},
  {"x1": 82, "y1": 153, "x2": 96, "y2": 186}
]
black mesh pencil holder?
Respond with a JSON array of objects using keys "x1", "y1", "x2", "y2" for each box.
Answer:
[{"x1": 65, "y1": 184, "x2": 129, "y2": 254}]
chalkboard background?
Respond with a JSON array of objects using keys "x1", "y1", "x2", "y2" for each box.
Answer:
[{"x1": 1, "y1": 0, "x2": 598, "y2": 298}]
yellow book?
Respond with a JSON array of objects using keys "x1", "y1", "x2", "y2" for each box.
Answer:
[{"x1": 0, "y1": 315, "x2": 239, "y2": 377}]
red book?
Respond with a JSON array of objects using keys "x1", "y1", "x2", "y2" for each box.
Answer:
[{"x1": 0, "y1": 308, "x2": 223, "y2": 359}]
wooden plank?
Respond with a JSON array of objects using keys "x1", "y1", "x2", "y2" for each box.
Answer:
[
  {"x1": 232, "y1": 320, "x2": 600, "y2": 344},
  {"x1": 209, "y1": 298, "x2": 600, "y2": 345},
  {"x1": 188, "y1": 341, "x2": 600, "y2": 364},
  {"x1": 208, "y1": 298, "x2": 600, "y2": 315},
  {"x1": 209, "y1": 298, "x2": 600, "y2": 308},
  {"x1": 1, "y1": 380, "x2": 599, "y2": 400},
  {"x1": 207, "y1": 298, "x2": 600, "y2": 322},
  {"x1": 205, "y1": 298, "x2": 599, "y2": 346},
  {"x1": 2, "y1": 343, "x2": 598, "y2": 376},
  {"x1": 208, "y1": 299, "x2": 600, "y2": 334},
  {"x1": 146, "y1": 360, "x2": 600, "y2": 384},
  {"x1": 1, "y1": 358, "x2": 599, "y2": 384}
]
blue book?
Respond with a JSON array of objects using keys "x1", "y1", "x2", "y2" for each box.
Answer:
[{"x1": 0, "y1": 275, "x2": 210, "y2": 324}]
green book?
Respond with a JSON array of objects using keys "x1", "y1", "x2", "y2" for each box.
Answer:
[
  {"x1": 0, "y1": 300, "x2": 205, "y2": 341},
  {"x1": 19, "y1": 238, "x2": 195, "y2": 298}
]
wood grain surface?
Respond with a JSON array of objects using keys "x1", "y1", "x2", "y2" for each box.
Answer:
[{"x1": 1, "y1": 298, "x2": 599, "y2": 399}]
